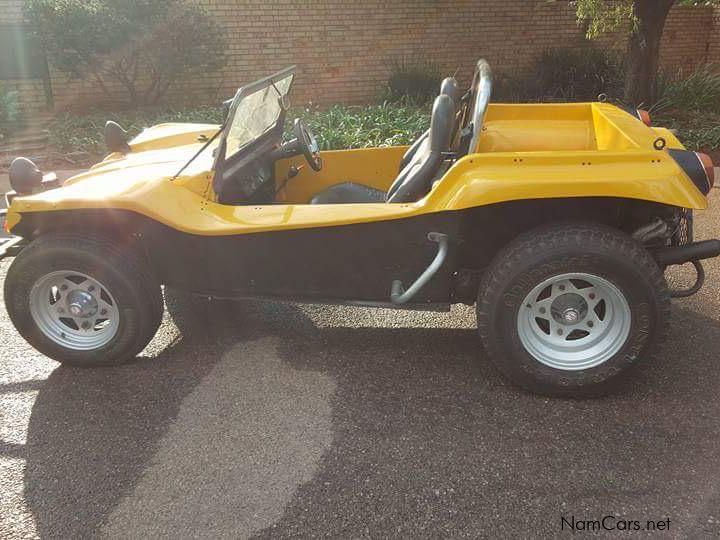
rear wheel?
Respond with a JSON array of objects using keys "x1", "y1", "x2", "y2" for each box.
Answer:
[
  {"x1": 477, "y1": 223, "x2": 669, "y2": 397},
  {"x1": 4, "y1": 234, "x2": 163, "y2": 367}
]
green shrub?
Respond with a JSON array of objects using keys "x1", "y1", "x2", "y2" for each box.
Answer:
[
  {"x1": 385, "y1": 55, "x2": 442, "y2": 104},
  {"x1": 660, "y1": 65, "x2": 720, "y2": 114},
  {"x1": 678, "y1": 125, "x2": 720, "y2": 151},
  {"x1": 292, "y1": 103, "x2": 429, "y2": 150},
  {"x1": 527, "y1": 45, "x2": 625, "y2": 101},
  {"x1": 49, "y1": 106, "x2": 225, "y2": 154},
  {"x1": 0, "y1": 84, "x2": 22, "y2": 140},
  {"x1": 655, "y1": 109, "x2": 720, "y2": 151},
  {"x1": 25, "y1": 0, "x2": 226, "y2": 107},
  {"x1": 48, "y1": 103, "x2": 430, "y2": 157}
]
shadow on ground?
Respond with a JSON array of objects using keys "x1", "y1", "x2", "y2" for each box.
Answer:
[{"x1": 18, "y1": 295, "x2": 720, "y2": 537}]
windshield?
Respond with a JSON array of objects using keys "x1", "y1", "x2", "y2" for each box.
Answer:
[{"x1": 225, "y1": 72, "x2": 294, "y2": 159}]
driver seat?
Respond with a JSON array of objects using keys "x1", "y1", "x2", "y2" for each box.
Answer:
[{"x1": 310, "y1": 94, "x2": 455, "y2": 204}]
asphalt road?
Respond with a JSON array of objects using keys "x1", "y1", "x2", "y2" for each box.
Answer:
[{"x1": 1, "y1": 189, "x2": 720, "y2": 538}]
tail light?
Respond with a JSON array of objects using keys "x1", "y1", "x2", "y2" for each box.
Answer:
[
  {"x1": 696, "y1": 152, "x2": 715, "y2": 189},
  {"x1": 668, "y1": 149, "x2": 714, "y2": 194},
  {"x1": 637, "y1": 109, "x2": 652, "y2": 127}
]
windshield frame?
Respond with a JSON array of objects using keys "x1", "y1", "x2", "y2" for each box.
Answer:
[{"x1": 213, "y1": 65, "x2": 296, "y2": 183}]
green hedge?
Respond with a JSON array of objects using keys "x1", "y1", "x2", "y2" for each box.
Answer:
[{"x1": 49, "y1": 102, "x2": 430, "y2": 157}]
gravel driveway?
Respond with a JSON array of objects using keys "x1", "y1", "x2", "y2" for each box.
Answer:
[{"x1": 1, "y1": 189, "x2": 720, "y2": 538}]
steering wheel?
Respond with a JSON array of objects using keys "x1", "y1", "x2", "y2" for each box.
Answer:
[{"x1": 293, "y1": 119, "x2": 322, "y2": 171}]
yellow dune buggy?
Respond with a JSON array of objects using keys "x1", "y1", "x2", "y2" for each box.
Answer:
[{"x1": 2, "y1": 61, "x2": 718, "y2": 396}]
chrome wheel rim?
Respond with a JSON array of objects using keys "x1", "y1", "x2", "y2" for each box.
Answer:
[
  {"x1": 29, "y1": 270, "x2": 120, "y2": 351},
  {"x1": 517, "y1": 273, "x2": 631, "y2": 371}
]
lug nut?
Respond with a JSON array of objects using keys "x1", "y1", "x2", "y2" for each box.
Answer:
[
  {"x1": 589, "y1": 293, "x2": 596, "y2": 300},
  {"x1": 60, "y1": 285, "x2": 68, "y2": 291},
  {"x1": 557, "y1": 329, "x2": 563, "y2": 335},
  {"x1": 539, "y1": 307, "x2": 546, "y2": 314},
  {"x1": 587, "y1": 321, "x2": 594, "y2": 328},
  {"x1": 100, "y1": 309, "x2": 107, "y2": 316}
]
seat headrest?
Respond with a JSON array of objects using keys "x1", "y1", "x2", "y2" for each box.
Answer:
[
  {"x1": 440, "y1": 77, "x2": 461, "y2": 103},
  {"x1": 429, "y1": 94, "x2": 455, "y2": 153}
]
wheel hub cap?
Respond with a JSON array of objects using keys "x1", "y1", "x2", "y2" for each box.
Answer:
[
  {"x1": 67, "y1": 290, "x2": 98, "y2": 318},
  {"x1": 561, "y1": 308, "x2": 579, "y2": 323},
  {"x1": 29, "y1": 271, "x2": 120, "y2": 351},
  {"x1": 517, "y1": 273, "x2": 631, "y2": 371},
  {"x1": 550, "y1": 293, "x2": 588, "y2": 325}
]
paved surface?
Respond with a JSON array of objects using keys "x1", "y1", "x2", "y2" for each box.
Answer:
[{"x1": 1, "y1": 189, "x2": 720, "y2": 538}]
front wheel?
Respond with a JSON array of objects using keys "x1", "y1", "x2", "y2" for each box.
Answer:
[
  {"x1": 4, "y1": 234, "x2": 164, "y2": 367},
  {"x1": 477, "y1": 224, "x2": 670, "y2": 397}
]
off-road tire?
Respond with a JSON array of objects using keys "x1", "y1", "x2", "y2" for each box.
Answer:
[
  {"x1": 477, "y1": 223, "x2": 670, "y2": 397},
  {"x1": 4, "y1": 234, "x2": 163, "y2": 367}
]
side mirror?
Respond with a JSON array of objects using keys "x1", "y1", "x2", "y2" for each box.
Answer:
[
  {"x1": 104, "y1": 121, "x2": 131, "y2": 153},
  {"x1": 9, "y1": 157, "x2": 43, "y2": 195}
]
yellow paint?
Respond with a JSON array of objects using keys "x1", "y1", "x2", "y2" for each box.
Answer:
[
  {"x1": 274, "y1": 146, "x2": 408, "y2": 203},
  {"x1": 5, "y1": 210, "x2": 20, "y2": 231},
  {"x1": 5, "y1": 103, "x2": 710, "y2": 237},
  {"x1": 651, "y1": 127, "x2": 686, "y2": 150}
]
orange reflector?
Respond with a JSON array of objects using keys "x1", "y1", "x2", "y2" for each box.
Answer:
[
  {"x1": 697, "y1": 153, "x2": 715, "y2": 189},
  {"x1": 637, "y1": 109, "x2": 652, "y2": 127}
]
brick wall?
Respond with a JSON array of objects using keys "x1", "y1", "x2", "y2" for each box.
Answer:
[
  {"x1": 710, "y1": 7, "x2": 720, "y2": 66},
  {"x1": 2, "y1": 0, "x2": 719, "y2": 113},
  {"x1": 0, "y1": 0, "x2": 48, "y2": 112},
  {"x1": 0, "y1": 0, "x2": 22, "y2": 23},
  {"x1": 660, "y1": 5, "x2": 715, "y2": 72},
  {"x1": 1, "y1": 79, "x2": 46, "y2": 114}
]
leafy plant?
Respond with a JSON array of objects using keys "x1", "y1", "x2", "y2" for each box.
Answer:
[
  {"x1": 660, "y1": 65, "x2": 720, "y2": 113},
  {"x1": 24, "y1": 0, "x2": 226, "y2": 107},
  {"x1": 0, "y1": 84, "x2": 22, "y2": 140},
  {"x1": 571, "y1": 0, "x2": 720, "y2": 105},
  {"x1": 385, "y1": 55, "x2": 442, "y2": 104},
  {"x1": 493, "y1": 45, "x2": 626, "y2": 103},
  {"x1": 528, "y1": 45, "x2": 625, "y2": 101},
  {"x1": 48, "y1": 103, "x2": 430, "y2": 157},
  {"x1": 48, "y1": 106, "x2": 225, "y2": 154},
  {"x1": 655, "y1": 109, "x2": 720, "y2": 151},
  {"x1": 291, "y1": 103, "x2": 430, "y2": 150}
]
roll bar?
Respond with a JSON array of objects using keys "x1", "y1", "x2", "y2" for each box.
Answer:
[{"x1": 468, "y1": 59, "x2": 493, "y2": 153}]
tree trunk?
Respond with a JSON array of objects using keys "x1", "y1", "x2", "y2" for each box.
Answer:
[{"x1": 623, "y1": 0, "x2": 675, "y2": 107}]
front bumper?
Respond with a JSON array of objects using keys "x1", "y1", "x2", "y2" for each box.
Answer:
[{"x1": 0, "y1": 207, "x2": 25, "y2": 262}]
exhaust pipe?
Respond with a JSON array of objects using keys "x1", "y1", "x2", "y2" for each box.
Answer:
[{"x1": 654, "y1": 239, "x2": 720, "y2": 267}]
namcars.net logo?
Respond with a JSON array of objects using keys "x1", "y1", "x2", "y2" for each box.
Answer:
[{"x1": 561, "y1": 515, "x2": 671, "y2": 533}]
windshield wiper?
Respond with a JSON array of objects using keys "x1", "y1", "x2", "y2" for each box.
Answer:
[{"x1": 171, "y1": 124, "x2": 225, "y2": 181}]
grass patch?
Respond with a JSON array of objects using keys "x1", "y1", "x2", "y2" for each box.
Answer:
[{"x1": 49, "y1": 102, "x2": 430, "y2": 158}]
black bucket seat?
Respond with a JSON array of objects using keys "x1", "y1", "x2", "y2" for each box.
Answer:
[{"x1": 310, "y1": 93, "x2": 455, "y2": 204}]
